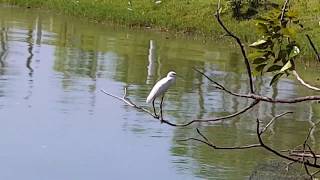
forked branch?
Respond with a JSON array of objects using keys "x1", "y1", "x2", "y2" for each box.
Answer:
[
  {"x1": 101, "y1": 88, "x2": 259, "y2": 127},
  {"x1": 180, "y1": 113, "x2": 320, "y2": 169},
  {"x1": 194, "y1": 68, "x2": 320, "y2": 103}
]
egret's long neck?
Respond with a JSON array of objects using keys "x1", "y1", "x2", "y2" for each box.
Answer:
[{"x1": 167, "y1": 76, "x2": 176, "y2": 83}]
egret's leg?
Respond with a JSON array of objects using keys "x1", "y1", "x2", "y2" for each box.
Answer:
[
  {"x1": 152, "y1": 99, "x2": 159, "y2": 118},
  {"x1": 160, "y1": 94, "x2": 165, "y2": 123}
]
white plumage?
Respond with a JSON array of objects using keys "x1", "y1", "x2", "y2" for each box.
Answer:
[
  {"x1": 146, "y1": 71, "x2": 176, "y2": 103},
  {"x1": 146, "y1": 71, "x2": 176, "y2": 120}
]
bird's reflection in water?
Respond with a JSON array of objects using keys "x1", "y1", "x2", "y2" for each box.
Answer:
[{"x1": 146, "y1": 40, "x2": 157, "y2": 84}]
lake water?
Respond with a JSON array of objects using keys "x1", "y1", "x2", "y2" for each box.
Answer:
[{"x1": 0, "y1": 5, "x2": 319, "y2": 180}]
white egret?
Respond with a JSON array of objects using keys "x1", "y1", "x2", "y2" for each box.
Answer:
[{"x1": 146, "y1": 71, "x2": 176, "y2": 121}]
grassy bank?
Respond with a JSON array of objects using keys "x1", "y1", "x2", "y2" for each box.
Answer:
[{"x1": 1, "y1": 0, "x2": 319, "y2": 51}]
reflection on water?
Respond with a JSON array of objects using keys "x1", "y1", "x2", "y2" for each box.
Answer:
[
  {"x1": 0, "y1": 5, "x2": 319, "y2": 180},
  {"x1": 146, "y1": 40, "x2": 157, "y2": 84},
  {"x1": 0, "y1": 26, "x2": 8, "y2": 68}
]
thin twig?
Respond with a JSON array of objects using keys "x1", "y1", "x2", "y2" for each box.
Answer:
[
  {"x1": 196, "y1": 128, "x2": 210, "y2": 142},
  {"x1": 311, "y1": 169, "x2": 320, "y2": 177},
  {"x1": 179, "y1": 100, "x2": 259, "y2": 126},
  {"x1": 193, "y1": 68, "x2": 225, "y2": 90},
  {"x1": 194, "y1": 68, "x2": 320, "y2": 103},
  {"x1": 304, "y1": 160, "x2": 312, "y2": 179},
  {"x1": 215, "y1": 0, "x2": 254, "y2": 94},
  {"x1": 289, "y1": 152, "x2": 320, "y2": 158},
  {"x1": 260, "y1": 111, "x2": 293, "y2": 134},
  {"x1": 256, "y1": 118, "x2": 320, "y2": 168},
  {"x1": 101, "y1": 88, "x2": 254, "y2": 127},
  {"x1": 101, "y1": 88, "x2": 179, "y2": 127},
  {"x1": 305, "y1": 34, "x2": 320, "y2": 62},
  {"x1": 101, "y1": 88, "x2": 158, "y2": 118},
  {"x1": 306, "y1": 144, "x2": 318, "y2": 165},
  {"x1": 178, "y1": 137, "x2": 261, "y2": 150},
  {"x1": 304, "y1": 122, "x2": 320, "y2": 165},
  {"x1": 292, "y1": 70, "x2": 320, "y2": 91}
]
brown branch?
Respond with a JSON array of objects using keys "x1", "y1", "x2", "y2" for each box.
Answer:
[
  {"x1": 292, "y1": 70, "x2": 320, "y2": 91},
  {"x1": 101, "y1": 88, "x2": 255, "y2": 127},
  {"x1": 250, "y1": 94, "x2": 320, "y2": 103},
  {"x1": 193, "y1": 68, "x2": 252, "y2": 98},
  {"x1": 196, "y1": 128, "x2": 210, "y2": 143},
  {"x1": 311, "y1": 169, "x2": 320, "y2": 177},
  {"x1": 289, "y1": 152, "x2": 320, "y2": 159},
  {"x1": 306, "y1": 144, "x2": 318, "y2": 165},
  {"x1": 305, "y1": 34, "x2": 320, "y2": 62},
  {"x1": 215, "y1": 0, "x2": 254, "y2": 94},
  {"x1": 304, "y1": 160, "x2": 312, "y2": 179},
  {"x1": 259, "y1": 111, "x2": 293, "y2": 134},
  {"x1": 194, "y1": 68, "x2": 320, "y2": 103},
  {"x1": 178, "y1": 128, "x2": 261, "y2": 150},
  {"x1": 100, "y1": 88, "x2": 175, "y2": 124},
  {"x1": 256, "y1": 118, "x2": 320, "y2": 168},
  {"x1": 101, "y1": 88, "x2": 157, "y2": 117},
  {"x1": 304, "y1": 122, "x2": 320, "y2": 165},
  {"x1": 193, "y1": 68, "x2": 225, "y2": 90},
  {"x1": 179, "y1": 138, "x2": 261, "y2": 150},
  {"x1": 178, "y1": 100, "x2": 259, "y2": 126}
]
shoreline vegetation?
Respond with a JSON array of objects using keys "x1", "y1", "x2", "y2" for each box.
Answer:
[{"x1": 0, "y1": 0, "x2": 319, "y2": 56}]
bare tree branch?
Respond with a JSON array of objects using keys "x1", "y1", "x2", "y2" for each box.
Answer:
[
  {"x1": 306, "y1": 144, "x2": 318, "y2": 165},
  {"x1": 259, "y1": 111, "x2": 293, "y2": 134},
  {"x1": 178, "y1": 128, "x2": 261, "y2": 150},
  {"x1": 196, "y1": 128, "x2": 210, "y2": 143},
  {"x1": 292, "y1": 70, "x2": 320, "y2": 91},
  {"x1": 304, "y1": 160, "x2": 312, "y2": 179},
  {"x1": 311, "y1": 169, "x2": 320, "y2": 177},
  {"x1": 194, "y1": 68, "x2": 320, "y2": 103},
  {"x1": 178, "y1": 137, "x2": 262, "y2": 150},
  {"x1": 101, "y1": 88, "x2": 257, "y2": 127},
  {"x1": 179, "y1": 100, "x2": 259, "y2": 126},
  {"x1": 256, "y1": 118, "x2": 320, "y2": 168},
  {"x1": 249, "y1": 94, "x2": 320, "y2": 103},
  {"x1": 288, "y1": 152, "x2": 320, "y2": 159},
  {"x1": 101, "y1": 88, "x2": 157, "y2": 118},
  {"x1": 215, "y1": 0, "x2": 254, "y2": 94},
  {"x1": 305, "y1": 34, "x2": 320, "y2": 62}
]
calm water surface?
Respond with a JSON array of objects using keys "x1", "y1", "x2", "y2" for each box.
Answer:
[{"x1": 0, "y1": 6, "x2": 319, "y2": 180}]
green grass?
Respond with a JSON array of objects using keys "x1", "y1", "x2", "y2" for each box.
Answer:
[
  {"x1": 0, "y1": 0, "x2": 319, "y2": 49},
  {"x1": 0, "y1": 0, "x2": 256, "y2": 38}
]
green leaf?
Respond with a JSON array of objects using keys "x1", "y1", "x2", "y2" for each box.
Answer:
[
  {"x1": 256, "y1": 22, "x2": 268, "y2": 33},
  {"x1": 252, "y1": 57, "x2": 267, "y2": 64},
  {"x1": 287, "y1": 10, "x2": 298, "y2": 18},
  {"x1": 289, "y1": 46, "x2": 300, "y2": 58},
  {"x1": 275, "y1": 49, "x2": 287, "y2": 63},
  {"x1": 255, "y1": 64, "x2": 267, "y2": 73},
  {"x1": 249, "y1": 39, "x2": 268, "y2": 49},
  {"x1": 282, "y1": 27, "x2": 297, "y2": 38},
  {"x1": 248, "y1": 51, "x2": 266, "y2": 60},
  {"x1": 270, "y1": 73, "x2": 284, "y2": 86},
  {"x1": 266, "y1": 65, "x2": 282, "y2": 72},
  {"x1": 280, "y1": 61, "x2": 292, "y2": 72},
  {"x1": 255, "y1": 17, "x2": 270, "y2": 23}
]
